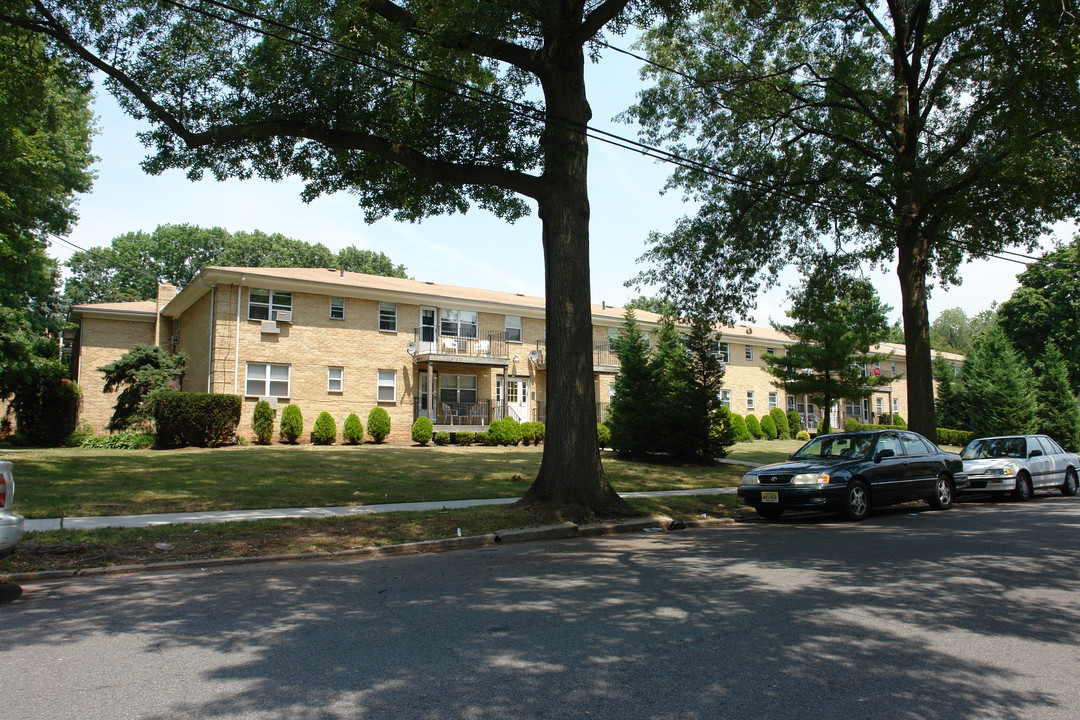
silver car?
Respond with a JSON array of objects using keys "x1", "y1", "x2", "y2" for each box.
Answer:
[
  {"x1": 0, "y1": 461, "x2": 24, "y2": 558},
  {"x1": 960, "y1": 435, "x2": 1079, "y2": 500}
]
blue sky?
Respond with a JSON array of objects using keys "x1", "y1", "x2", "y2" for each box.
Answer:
[{"x1": 48, "y1": 46, "x2": 1069, "y2": 327}]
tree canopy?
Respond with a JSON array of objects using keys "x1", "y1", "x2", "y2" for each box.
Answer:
[
  {"x1": 0, "y1": 0, "x2": 694, "y2": 513},
  {"x1": 762, "y1": 260, "x2": 895, "y2": 434},
  {"x1": 64, "y1": 224, "x2": 408, "y2": 304},
  {"x1": 627, "y1": 0, "x2": 1080, "y2": 440},
  {"x1": 998, "y1": 235, "x2": 1080, "y2": 391}
]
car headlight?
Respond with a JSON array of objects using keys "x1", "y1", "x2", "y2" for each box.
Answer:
[
  {"x1": 791, "y1": 473, "x2": 830, "y2": 485},
  {"x1": 742, "y1": 473, "x2": 760, "y2": 485},
  {"x1": 1002, "y1": 464, "x2": 1017, "y2": 476}
]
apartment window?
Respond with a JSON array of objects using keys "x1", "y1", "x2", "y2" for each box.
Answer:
[
  {"x1": 745, "y1": 345, "x2": 753, "y2": 361},
  {"x1": 716, "y1": 342, "x2": 730, "y2": 363},
  {"x1": 377, "y1": 369, "x2": 397, "y2": 402},
  {"x1": 768, "y1": 392, "x2": 778, "y2": 410},
  {"x1": 248, "y1": 289, "x2": 292, "y2": 321},
  {"x1": 875, "y1": 397, "x2": 883, "y2": 416},
  {"x1": 440, "y1": 309, "x2": 478, "y2": 338},
  {"x1": 719, "y1": 389, "x2": 732, "y2": 409},
  {"x1": 746, "y1": 391, "x2": 755, "y2": 410},
  {"x1": 873, "y1": 361, "x2": 882, "y2": 376},
  {"x1": 787, "y1": 396, "x2": 796, "y2": 412},
  {"x1": 328, "y1": 366, "x2": 343, "y2": 393},
  {"x1": 246, "y1": 362, "x2": 290, "y2": 398},
  {"x1": 891, "y1": 361, "x2": 897, "y2": 375},
  {"x1": 893, "y1": 398, "x2": 900, "y2": 414},
  {"x1": 439, "y1": 374, "x2": 477, "y2": 404},
  {"x1": 845, "y1": 399, "x2": 862, "y2": 416},
  {"x1": 608, "y1": 327, "x2": 620, "y2": 351},
  {"x1": 505, "y1": 315, "x2": 522, "y2": 343},
  {"x1": 379, "y1": 302, "x2": 398, "y2": 332},
  {"x1": 766, "y1": 347, "x2": 776, "y2": 355},
  {"x1": 329, "y1": 297, "x2": 345, "y2": 320}
]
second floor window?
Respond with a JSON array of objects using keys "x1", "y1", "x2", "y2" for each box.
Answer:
[
  {"x1": 329, "y1": 297, "x2": 344, "y2": 320},
  {"x1": 715, "y1": 342, "x2": 730, "y2": 363},
  {"x1": 379, "y1": 302, "x2": 397, "y2": 331},
  {"x1": 768, "y1": 392, "x2": 778, "y2": 409},
  {"x1": 248, "y1": 289, "x2": 292, "y2": 321},
  {"x1": 441, "y1": 309, "x2": 478, "y2": 338},
  {"x1": 746, "y1": 391, "x2": 755, "y2": 409},
  {"x1": 719, "y1": 389, "x2": 731, "y2": 408},
  {"x1": 505, "y1": 315, "x2": 522, "y2": 343},
  {"x1": 745, "y1": 345, "x2": 753, "y2": 361}
]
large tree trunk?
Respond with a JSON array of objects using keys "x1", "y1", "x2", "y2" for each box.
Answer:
[
  {"x1": 515, "y1": 36, "x2": 632, "y2": 518},
  {"x1": 896, "y1": 227, "x2": 937, "y2": 440}
]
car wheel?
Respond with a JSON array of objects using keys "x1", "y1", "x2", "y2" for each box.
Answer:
[
  {"x1": 1013, "y1": 472, "x2": 1033, "y2": 502},
  {"x1": 928, "y1": 474, "x2": 954, "y2": 510},
  {"x1": 842, "y1": 480, "x2": 871, "y2": 521},
  {"x1": 1061, "y1": 468, "x2": 1078, "y2": 497},
  {"x1": 755, "y1": 507, "x2": 784, "y2": 520}
]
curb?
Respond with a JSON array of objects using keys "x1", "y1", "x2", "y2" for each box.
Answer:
[{"x1": 0, "y1": 517, "x2": 736, "y2": 585}]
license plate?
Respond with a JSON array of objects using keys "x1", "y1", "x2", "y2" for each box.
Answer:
[{"x1": 761, "y1": 492, "x2": 779, "y2": 503}]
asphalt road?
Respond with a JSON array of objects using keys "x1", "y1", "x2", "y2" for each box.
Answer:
[{"x1": 2, "y1": 495, "x2": 1078, "y2": 720}]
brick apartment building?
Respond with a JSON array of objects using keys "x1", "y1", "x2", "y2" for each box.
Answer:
[{"x1": 67, "y1": 267, "x2": 961, "y2": 442}]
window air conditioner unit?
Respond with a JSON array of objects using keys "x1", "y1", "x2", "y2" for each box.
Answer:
[
  {"x1": 274, "y1": 310, "x2": 293, "y2": 323},
  {"x1": 260, "y1": 320, "x2": 280, "y2": 334},
  {"x1": 258, "y1": 397, "x2": 279, "y2": 409}
]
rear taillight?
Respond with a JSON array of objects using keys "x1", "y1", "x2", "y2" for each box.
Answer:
[{"x1": 0, "y1": 474, "x2": 7, "y2": 507}]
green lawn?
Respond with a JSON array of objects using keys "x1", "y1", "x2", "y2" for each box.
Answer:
[
  {"x1": 724, "y1": 438, "x2": 806, "y2": 465},
  {"x1": 3, "y1": 443, "x2": 745, "y2": 519}
]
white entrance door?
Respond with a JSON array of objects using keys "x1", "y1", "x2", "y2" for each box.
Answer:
[
  {"x1": 419, "y1": 307, "x2": 437, "y2": 353},
  {"x1": 500, "y1": 378, "x2": 530, "y2": 422}
]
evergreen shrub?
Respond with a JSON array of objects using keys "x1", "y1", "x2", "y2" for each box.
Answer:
[
  {"x1": 787, "y1": 410, "x2": 803, "y2": 436},
  {"x1": 343, "y1": 414, "x2": 364, "y2": 444},
  {"x1": 367, "y1": 407, "x2": 391, "y2": 443},
  {"x1": 796, "y1": 430, "x2": 811, "y2": 441},
  {"x1": 456, "y1": 431, "x2": 475, "y2": 445},
  {"x1": 729, "y1": 413, "x2": 752, "y2": 442},
  {"x1": 488, "y1": 417, "x2": 523, "y2": 446},
  {"x1": 937, "y1": 428, "x2": 974, "y2": 446},
  {"x1": 312, "y1": 412, "x2": 337, "y2": 445},
  {"x1": 760, "y1": 414, "x2": 778, "y2": 439},
  {"x1": 411, "y1": 416, "x2": 433, "y2": 445},
  {"x1": 770, "y1": 408, "x2": 790, "y2": 439},
  {"x1": 154, "y1": 391, "x2": 242, "y2": 447},
  {"x1": 252, "y1": 400, "x2": 274, "y2": 444},
  {"x1": 745, "y1": 414, "x2": 763, "y2": 439},
  {"x1": 597, "y1": 422, "x2": 612, "y2": 448},
  {"x1": 844, "y1": 417, "x2": 860, "y2": 431},
  {"x1": 280, "y1": 404, "x2": 303, "y2": 443},
  {"x1": 520, "y1": 421, "x2": 545, "y2": 445},
  {"x1": 434, "y1": 431, "x2": 451, "y2": 446},
  {"x1": 82, "y1": 432, "x2": 156, "y2": 449}
]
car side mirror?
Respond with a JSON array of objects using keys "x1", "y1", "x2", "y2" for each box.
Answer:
[
  {"x1": 1029, "y1": 449, "x2": 1043, "y2": 458},
  {"x1": 875, "y1": 448, "x2": 894, "y2": 463}
]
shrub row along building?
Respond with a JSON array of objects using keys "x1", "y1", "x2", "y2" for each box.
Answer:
[{"x1": 68, "y1": 267, "x2": 961, "y2": 442}]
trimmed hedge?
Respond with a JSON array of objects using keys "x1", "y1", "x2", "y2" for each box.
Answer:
[
  {"x1": 597, "y1": 422, "x2": 611, "y2": 448},
  {"x1": 82, "y1": 432, "x2": 156, "y2": 449},
  {"x1": 787, "y1": 410, "x2": 803, "y2": 436},
  {"x1": 770, "y1": 408, "x2": 791, "y2": 439},
  {"x1": 488, "y1": 417, "x2": 523, "y2": 446},
  {"x1": 729, "y1": 413, "x2": 752, "y2": 442},
  {"x1": 796, "y1": 430, "x2": 810, "y2": 441},
  {"x1": 745, "y1": 414, "x2": 763, "y2": 439},
  {"x1": 520, "y1": 421, "x2": 545, "y2": 445},
  {"x1": 312, "y1": 412, "x2": 337, "y2": 445},
  {"x1": 368, "y1": 407, "x2": 391, "y2": 443},
  {"x1": 280, "y1": 404, "x2": 303, "y2": 443},
  {"x1": 252, "y1": 401, "x2": 274, "y2": 445},
  {"x1": 937, "y1": 428, "x2": 974, "y2": 446},
  {"x1": 343, "y1": 414, "x2": 364, "y2": 444},
  {"x1": 760, "y1": 414, "x2": 778, "y2": 439},
  {"x1": 455, "y1": 431, "x2": 475, "y2": 446},
  {"x1": 411, "y1": 416, "x2": 433, "y2": 445},
  {"x1": 434, "y1": 431, "x2": 451, "y2": 446},
  {"x1": 154, "y1": 391, "x2": 241, "y2": 447}
]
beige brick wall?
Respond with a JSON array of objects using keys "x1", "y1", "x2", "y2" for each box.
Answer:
[{"x1": 75, "y1": 317, "x2": 156, "y2": 432}]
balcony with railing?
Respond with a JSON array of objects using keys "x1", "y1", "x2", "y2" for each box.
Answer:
[
  {"x1": 413, "y1": 398, "x2": 523, "y2": 429},
  {"x1": 411, "y1": 330, "x2": 510, "y2": 366},
  {"x1": 533, "y1": 340, "x2": 620, "y2": 371}
]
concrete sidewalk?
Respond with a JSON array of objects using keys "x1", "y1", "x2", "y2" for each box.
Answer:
[{"x1": 25, "y1": 487, "x2": 739, "y2": 532}]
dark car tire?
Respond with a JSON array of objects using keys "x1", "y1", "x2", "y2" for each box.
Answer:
[
  {"x1": 928, "y1": 474, "x2": 954, "y2": 510},
  {"x1": 1061, "y1": 468, "x2": 1078, "y2": 497},
  {"x1": 842, "y1": 480, "x2": 871, "y2": 521},
  {"x1": 1013, "y1": 472, "x2": 1033, "y2": 502},
  {"x1": 755, "y1": 507, "x2": 784, "y2": 520}
]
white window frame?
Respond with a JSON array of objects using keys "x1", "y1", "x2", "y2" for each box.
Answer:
[
  {"x1": 440, "y1": 308, "x2": 478, "y2": 338},
  {"x1": 768, "y1": 392, "x2": 778, "y2": 410},
  {"x1": 891, "y1": 361, "x2": 897, "y2": 375},
  {"x1": 505, "y1": 315, "x2": 522, "y2": 343},
  {"x1": 245, "y1": 362, "x2": 290, "y2": 398},
  {"x1": 719, "y1": 389, "x2": 732, "y2": 409},
  {"x1": 377, "y1": 369, "x2": 396, "y2": 403},
  {"x1": 716, "y1": 342, "x2": 730, "y2": 363},
  {"x1": 439, "y1": 374, "x2": 477, "y2": 404},
  {"x1": 766, "y1": 347, "x2": 776, "y2": 355},
  {"x1": 379, "y1": 302, "x2": 398, "y2": 332},
  {"x1": 876, "y1": 397, "x2": 883, "y2": 416},
  {"x1": 845, "y1": 399, "x2": 861, "y2": 416},
  {"x1": 247, "y1": 289, "x2": 292, "y2": 321},
  {"x1": 329, "y1": 297, "x2": 345, "y2": 320},
  {"x1": 328, "y1": 366, "x2": 343, "y2": 393},
  {"x1": 746, "y1": 391, "x2": 755, "y2": 410},
  {"x1": 745, "y1": 345, "x2": 753, "y2": 361},
  {"x1": 893, "y1": 398, "x2": 900, "y2": 414}
]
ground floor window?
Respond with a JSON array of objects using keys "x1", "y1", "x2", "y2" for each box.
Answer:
[
  {"x1": 440, "y1": 374, "x2": 477, "y2": 404},
  {"x1": 875, "y1": 397, "x2": 883, "y2": 416},
  {"x1": 246, "y1": 362, "x2": 290, "y2": 398},
  {"x1": 746, "y1": 391, "x2": 755, "y2": 410},
  {"x1": 768, "y1": 392, "x2": 778, "y2": 409},
  {"x1": 377, "y1": 369, "x2": 396, "y2": 402},
  {"x1": 328, "y1": 367, "x2": 343, "y2": 393},
  {"x1": 719, "y1": 389, "x2": 731, "y2": 408},
  {"x1": 893, "y1": 398, "x2": 900, "y2": 414}
]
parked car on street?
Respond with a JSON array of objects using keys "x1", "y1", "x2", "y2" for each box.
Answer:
[
  {"x1": 0, "y1": 460, "x2": 24, "y2": 558},
  {"x1": 738, "y1": 430, "x2": 967, "y2": 521},
  {"x1": 959, "y1": 435, "x2": 1079, "y2": 500}
]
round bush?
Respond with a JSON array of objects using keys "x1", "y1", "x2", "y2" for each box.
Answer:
[
  {"x1": 367, "y1": 407, "x2": 391, "y2": 443},
  {"x1": 787, "y1": 410, "x2": 803, "y2": 436},
  {"x1": 279, "y1": 404, "x2": 303, "y2": 443},
  {"x1": 455, "y1": 431, "x2": 475, "y2": 446},
  {"x1": 488, "y1": 417, "x2": 523, "y2": 446},
  {"x1": 760, "y1": 414, "x2": 778, "y2": 439},
  {"x1": 343, "y1": 413, "x2": 364, "y2": 444},
  {"x1": 745, "y1": 414, "x2": 763, "y2": 439},
  {"x1": 520, "y1": 421, "x2": 545, "y2": 445},
  {"x1": 596, "y1": 422, "x2": 612, "y2": 448},
  {"x1": 312, "y1": 412, "x2": 337, "y2": 445},
  {"x1": 844, "y1": 417, "x2": 860, "y2": 432},
  {"x1": 434, "y1": 431, "x2": 451, "y2": 446},
  {"x1": 252, "y1": 400, "x2": 274, "y2": 445},
  {"x1": 729, "y1": 413, "x2": 752, "y2": 442},
  {"x1": 412, "y1": 416, "x2": 434, "y2": 445},
  {"x1": 796, "y1": 429, "x2": 811, "y2": 441},
  {"x1": 479, "y1": 431, "x2": 499, "y2": 446},
  {"x1": 769, "y1": 408, "x2": 790, "y2": 439}
]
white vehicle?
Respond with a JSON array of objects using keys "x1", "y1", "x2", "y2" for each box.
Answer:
[
  {"x1": 0, "y1": 460, "x2": 24, "y2": 558},
  {"x1": 960, "y1": 435, "x2": 1079, "y2": 500}
]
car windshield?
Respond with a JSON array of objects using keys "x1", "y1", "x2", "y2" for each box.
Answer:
[
  {"x1": 961, "y1": 437, "x2": 1026, "y2": 460},
  {"x1": 791, "y1": 434, "x2": 874, "y2": 461}
]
